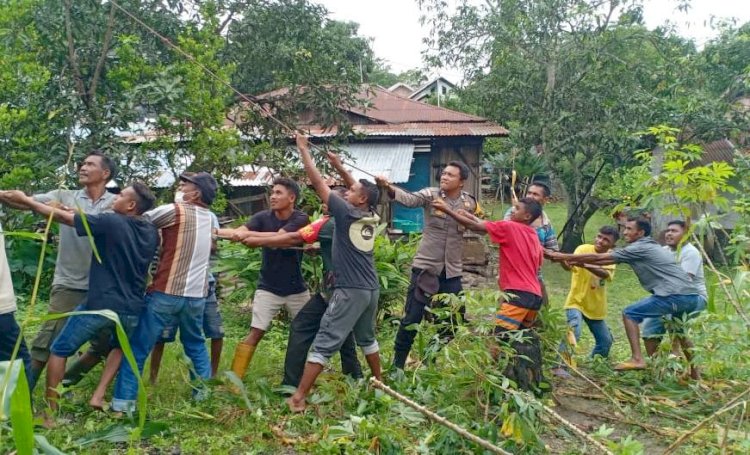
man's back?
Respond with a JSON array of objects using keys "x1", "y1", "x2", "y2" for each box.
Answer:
[
  {"x1": 77, "y1": 213, "x2": 158, "y2": 315},
  {"x1": 612, "y1": 237, "x2": 699, "y2": 296},
  {"x1": 146, "y1": 203, "x2": 214, "y2": 298},
  {"x1": 34, "y1": 189, "x2": 115, "y2": 290},
  {"x1": 485, "y1": 220, "x2": 544, "y2": 296}
]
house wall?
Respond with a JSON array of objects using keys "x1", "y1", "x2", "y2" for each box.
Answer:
[{"x1": 431, "y1": 138, "x2": 483, "y2": 198}]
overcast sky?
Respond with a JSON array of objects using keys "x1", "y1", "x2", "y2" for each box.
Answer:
[{"x1": 317, "y1": 0, "x2": 750, "y2": 84}]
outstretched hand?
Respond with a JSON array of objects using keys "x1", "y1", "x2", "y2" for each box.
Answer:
[
  {"x1": 0, "y1": 190, "x2": 32, "y2": 207},
  {"x1": 295, "y1": 133, "x2": 310, "y2": 153},
  {"x1": 326, "y1": 151, "x2": 343, "y2": 168},
  {"x1": 374, "y1": 175, "x2": 390, "y2": 187},
  {"x1": 431, "y1": 199, "x2": 448, "y2": 212}
]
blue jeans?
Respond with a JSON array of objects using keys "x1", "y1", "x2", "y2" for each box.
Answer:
[
  {"x1": 623, "y1": 294, "x2": 704, "y2": 325},
  {"x1": 641, "y1": 296, "x2": 706, "y2": 338},
  {"x1": 157, "y1": 282, "x2": 224, "y2": 342},
  {"x1": 112, "y1": 292, "x2": 210, "y2": 412},
  {"x1": 559, "y1": 309, "x2": 613, "y2": 360},
  {"x1": 50, "y1": 305, "x2": 139, "y2": 357}
]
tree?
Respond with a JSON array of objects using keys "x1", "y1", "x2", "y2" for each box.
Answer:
[{"x1": 421, "y1": 0, "x2": 741, "y2": 251}]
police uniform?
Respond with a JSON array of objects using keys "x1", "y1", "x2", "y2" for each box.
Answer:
[{"x1": 390, "y1": 186, "x2": 483, "y2": 369}]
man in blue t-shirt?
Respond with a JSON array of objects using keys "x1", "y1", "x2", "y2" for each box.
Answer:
[
  {"x1": 1, "y1": 184, "x2": 158, "y2": 416},
  {"x1": 287, "y1": 135, "x2": 381, "y2": 413}
]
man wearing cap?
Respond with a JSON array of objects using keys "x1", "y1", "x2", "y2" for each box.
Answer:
[
  {"x1": 112, "y1": 172, "x2": 217, "y2": 413},
  {"x1": 287, "y1": 135, "x2": 382, "y2": 412},
  {"x1": 376, "y1": 161, "x2": 483, "y2": 370}
]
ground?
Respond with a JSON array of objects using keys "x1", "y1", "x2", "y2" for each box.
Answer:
[{"x1": 5, "y1": 202, "x2": 749, "y2": 454}]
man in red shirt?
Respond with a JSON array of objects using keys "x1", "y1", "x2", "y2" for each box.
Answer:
[{"x1": 432, "y1": 197, "x2": 546, "y2": 391}]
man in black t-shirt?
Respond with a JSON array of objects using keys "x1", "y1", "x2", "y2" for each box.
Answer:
[
  {"x1": 287, "y1": 135, "x2": 382, "y2": 413},
  {"x1": 2, "y1": 184, "x2": 158, "y2": 415},
  {"x1": 225, "y1": 178, "x2": 310, "y2": 379}
]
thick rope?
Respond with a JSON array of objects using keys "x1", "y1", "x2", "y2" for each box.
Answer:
[{"x1": 370, "y1": 378, "x2": 513, "y2": 455}]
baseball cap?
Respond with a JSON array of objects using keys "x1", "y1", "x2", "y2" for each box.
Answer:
[{"x1": 179, "y1": 171, "x2": 218, "y2": 205}]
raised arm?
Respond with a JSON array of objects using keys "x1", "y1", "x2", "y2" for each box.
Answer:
[
  {"x1": 326, "y1": 152, "x2": 356, "y2": 189},
  {"x1": 432, "y1": 199, "x2": 487, "y2": 233},
  {"x1": 296, "y1": 134, "x2": 331, "y2": 205}
]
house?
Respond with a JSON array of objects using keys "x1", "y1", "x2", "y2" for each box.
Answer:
[
  {"x1": 386, "y1": 82, "x2": 414, "y2": 98},
  {"x1": 239, "y1": 84, "x2": 508, "y2": 232},
  {"x1": 409, "y1": 76, "x2": 456, "y2": 106}
]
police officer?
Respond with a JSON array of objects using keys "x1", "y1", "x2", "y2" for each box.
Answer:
[{"x1": 376, "y1": 161, "x2": 483, "y2": 370}]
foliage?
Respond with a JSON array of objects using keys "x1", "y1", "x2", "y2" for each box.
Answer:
[{"x1": 421, "y1": 0, "x2": 750, "y2": 252}]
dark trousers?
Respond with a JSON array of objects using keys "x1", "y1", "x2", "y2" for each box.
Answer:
[
  {"x1": 282, "y1": 292, "x2": 363, "y2": 387},
  {"x1": 392, "y1": 268, "x2": 464, "y2": 368},
  {"x1": 0, "y1": 312, "x2": 32, "y2": 383}
]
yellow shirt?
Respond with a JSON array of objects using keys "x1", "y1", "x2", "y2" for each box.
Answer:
[{"x1": 563, "y1": 244, "x2": 615, "y2": 320}]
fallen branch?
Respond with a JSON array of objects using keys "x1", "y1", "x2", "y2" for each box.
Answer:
[
  {"x1": 663, "y1": 386, "x2": 750, "y2": 455},
  {"x1": 370, "y1": 378, "x2": 513, "y2": 455}
]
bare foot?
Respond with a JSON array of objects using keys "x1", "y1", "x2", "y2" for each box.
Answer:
[
  {"x1": 286, "y1": 396, "x2": 306, "y2": 413},
  {"x1": 613, "y1": 359, "x2": 647, "y2": 371}
]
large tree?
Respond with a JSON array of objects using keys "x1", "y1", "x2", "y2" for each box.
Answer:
[{"x1": 421, "y1": 0, "x2": 734, "y2": 250}]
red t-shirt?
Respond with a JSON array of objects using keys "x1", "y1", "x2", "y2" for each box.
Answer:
[{"x1": 485, "y1": 220, "x2": 544, "y2": 296}]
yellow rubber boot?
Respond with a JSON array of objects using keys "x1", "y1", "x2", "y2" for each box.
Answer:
[{"x1": 231, "y1": 343, "x2": 255, "y2": 379}]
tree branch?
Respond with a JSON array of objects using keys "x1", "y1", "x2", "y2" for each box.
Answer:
[
  {"x1": 88, "y1": 2, "x2": 117, "y2": 101},
  {"x1": 64, "y1": 0, "x2": 87, "y2": 107}
]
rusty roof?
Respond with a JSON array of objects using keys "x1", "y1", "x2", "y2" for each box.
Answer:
[
  {"x1": 249, "y1": 84, "x2": 507, "y2": 136},
  {"x1": 699, "y1": 139, "x2": 736, "y2": 166}
]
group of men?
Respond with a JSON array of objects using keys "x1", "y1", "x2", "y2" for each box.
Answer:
[{"x1": 0, "y1": 135, "x2": 708, "y2": 421}]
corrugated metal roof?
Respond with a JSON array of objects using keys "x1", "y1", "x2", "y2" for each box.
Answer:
[
  {"x1": 339, "y1": 143, "x2": 414, "y2": 183},
  {"x1": 301, "y1": 122, "x2": 508, "y2": 137},
  {"x1": 229, "y1": 166, "x2": 278, "y2": 187},
  {"x1": 699, "y1": 139, "x2": 736, "y2": 165}
]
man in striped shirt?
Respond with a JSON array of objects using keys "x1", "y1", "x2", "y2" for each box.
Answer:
[{"x1": 112, "y1": 172, "x2": 217, "y2": 413}]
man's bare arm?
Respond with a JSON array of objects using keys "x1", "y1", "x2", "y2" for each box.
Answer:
[
  {"x1": 297, "y1": 135, "x2": 331, "y2": 204},
  {"x1": 0, "y1": 190, "x2": 75, "y2": 225},
  {"x1": 432, "y1": 200, "x2": 487, "y2": 233},
  {"x1": 327, "y1": 152, "x2": 356, "y2": 189},
  {"x1": 241, "y1": 231, "x2": 303, "y2": 248},
  {"x1": 549, "y1": 251, "x2": 616, "y2": 266}
]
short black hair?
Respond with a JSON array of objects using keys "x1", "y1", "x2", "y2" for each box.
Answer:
[
  {"x1": 667, "y1": 220, "x2": 687, "y2": 230},
  {"x1": 446, "y1": 161, "x2": 470, "y2": 181},
  {"x1": 599, "y1": 225, "x2": 620, "y2": 242},
  {"x1": 518, "y1": 197, "x2": 542, "y2": 222},
  {"x1": 272, "y1": 177, "x2": 300, "y2": 203},
  {"x1": 86, "y1": 150, "x2": 118, "y2": 182},
  {"x1": 529, "y1": 181, "x2": 551, "y2": 198},
  {"x1": 627, "y1": 216, "x2": 652, "y2": 237},
  {"x1": 359, "y1": 179, "x2": 380, "y2": 209},
  {"x1": 130, "y1": 182, "x2": 156, "y2": 215}
]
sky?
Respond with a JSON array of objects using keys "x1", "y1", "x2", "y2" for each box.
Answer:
[{"x1": 317, "y1": 0, "x2": 750, "y2": 85}]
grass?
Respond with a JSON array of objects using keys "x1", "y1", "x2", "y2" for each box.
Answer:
[{"x1": 3, "y1": 202, "x2": 749, "y2": 454}]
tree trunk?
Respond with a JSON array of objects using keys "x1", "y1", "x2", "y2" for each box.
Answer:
[{"x1": 560, "y1": 197, "x2": 601, "y2": 253}]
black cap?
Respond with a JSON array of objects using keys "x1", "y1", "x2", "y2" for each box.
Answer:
[{"x1": 179, "y1": 172, "x2": 218, "y2": 205}]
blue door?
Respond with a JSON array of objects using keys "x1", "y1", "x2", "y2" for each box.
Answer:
[{"x1": 392, "y1": 153, "x2": 431, "y2": 232}]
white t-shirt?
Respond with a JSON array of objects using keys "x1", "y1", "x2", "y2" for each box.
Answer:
[{"x1": 0, "y1": 221, "x2": 17, "y2": 314}]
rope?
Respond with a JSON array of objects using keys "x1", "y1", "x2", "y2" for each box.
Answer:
[
  {"x1": 109, "y1": 0, "x2": 430, "y2": 201},
  {"x1": 370, "y1": 378, "x2": 513, "y2": 455}
]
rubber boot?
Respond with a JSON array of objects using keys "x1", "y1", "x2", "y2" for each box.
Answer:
[{"x1": 231, "y1": 343, "x2": 255, "y2": 379}]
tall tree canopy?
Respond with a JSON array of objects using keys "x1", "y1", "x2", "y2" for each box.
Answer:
[{"x1": 421, "y1": 0, "x2": 748, "y2": 250}]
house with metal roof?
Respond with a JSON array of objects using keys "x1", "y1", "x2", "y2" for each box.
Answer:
[{"x1": 238, "y1": 84, "x2": 508, "y2": 232}]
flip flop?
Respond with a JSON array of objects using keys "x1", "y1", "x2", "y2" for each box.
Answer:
[{"x1": 614, "y1": 360, "x2": 646, "y2": 371}]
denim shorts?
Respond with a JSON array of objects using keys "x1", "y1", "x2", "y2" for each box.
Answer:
[
  {"x1": 623, "y1": 294, "x2": 705, "y2": 325},
  {"x1": 158, "y1": 282, "x2": 224, "y2": 342},
  {"x1": 641, "y1": 296, "x2": 706, "y2": 338},
  {"x1": 50, "y1": 305, "x2": 140, "y2": 357}
]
